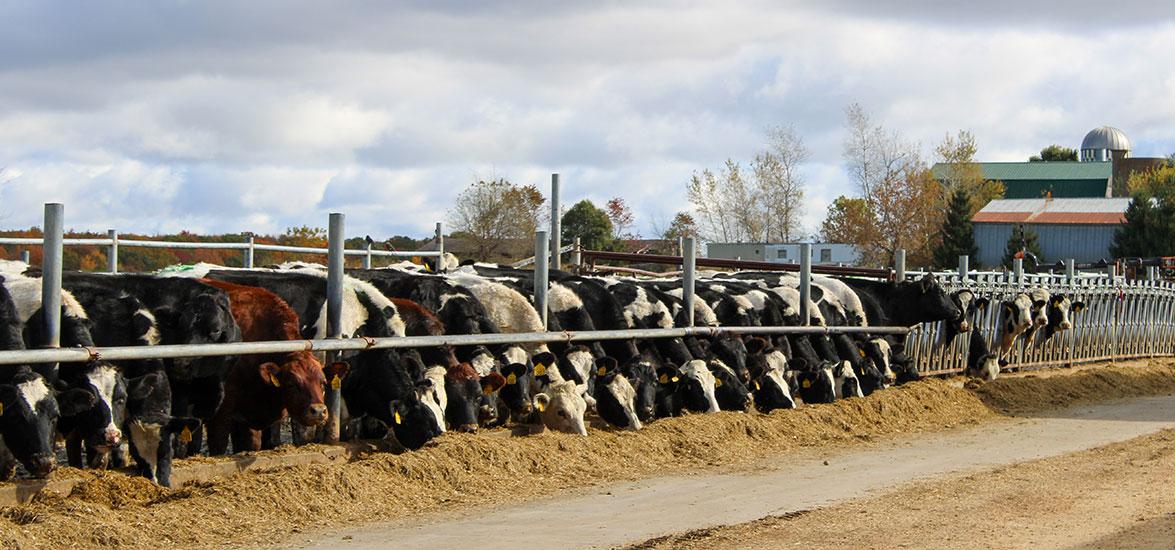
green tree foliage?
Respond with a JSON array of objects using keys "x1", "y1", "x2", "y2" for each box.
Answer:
[
  {"x1": 1002, "y1": 224, "x2": 1044, "y2": 270},
  {"x1": 447, "y1": 178, "x2": 547, "y2": 261},
  {"x1": 931, "y1": 187, "x2": 978, "y2": 268},
  {"x1": 1029, "y1": 145, "x2": 1078, "y2": 162},
  {"x1": 561, "y1": 199, "x2": 614, "y2": 251}
]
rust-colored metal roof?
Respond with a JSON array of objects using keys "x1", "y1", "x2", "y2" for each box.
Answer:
[{"x1": 971, "y1": 198, "x2": 1130, "y2": 225}]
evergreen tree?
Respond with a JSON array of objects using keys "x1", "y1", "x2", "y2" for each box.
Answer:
[
  {"x1": 561, "y1": 199, "x2": 615, "y2": 251},
  {"x1": 931, "y1": 187, "x2": 978, "y2": 268},
  {"x1": 1111, "y1": 193, "x2": 1155, "y2": 258},
  {"x1": 1001, "y1": 224, "x2": 1043, "y2": 270}
]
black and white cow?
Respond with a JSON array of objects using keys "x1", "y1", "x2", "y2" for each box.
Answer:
[
  {"x1": 938, "y1": 289, "x2": 990, "y2": 348},
  {"x1": 965, "y1": 328, "x2": 1002, "y2": 381},
  {"x1": 841, "y1": 274, "x2": 961, "y2": 327},
  {"x1": 592, "y1": 357, "x2": 643, "y2": 430},
  {"x1": 794, "y1": 360, "x2": 837, "y2": 404},
  {"x1": 996, "y1": 292, "x2": 1036, "y2": 356},
  {"x1": 676, "y1": 360, "x2": 721, "y2": 413},
  {"x1": 1043, "y1": 293, "x2": 1085, "y2": 341},
  {"x1": 744, "y1": 338, "x2": 795, "y2": 412},
  {"x1": 122, "y1": 371, "x2": 201, "y2": 486},
  {"x1": 708, "y1": 359, "x2": 753, "y2": 411}
]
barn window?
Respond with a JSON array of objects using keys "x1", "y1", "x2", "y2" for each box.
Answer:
[
  {"x1": 820, "y1": 248, "x2": 832, "y2": 262},
  {"x1": 777, "y1": 249, "x2": 787, "y2": 259}
]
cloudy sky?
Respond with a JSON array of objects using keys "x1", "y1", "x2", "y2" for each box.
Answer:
[{"x1": 1, "y1": 1, "x2": 1173, "y2": 240}]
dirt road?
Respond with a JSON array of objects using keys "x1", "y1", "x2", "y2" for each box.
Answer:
[{"x1": 296, "y1": 394, "x2": 1175, "y2": 549}]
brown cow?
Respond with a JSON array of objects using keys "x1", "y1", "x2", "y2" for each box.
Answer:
[
  {"x1": 200, "y1": 279, "x2": 347, "y2": 454},
  {"x1": 390, "y1": 297, "x2": 459, "y2": 370}
]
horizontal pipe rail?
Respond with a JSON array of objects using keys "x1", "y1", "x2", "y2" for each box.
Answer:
[
  {"x1": 0, "y1": 325, "x2": 912, "y2": 366},
  {"x1": 580, "y1": 249, "x2": 893, "y2": 278},
  {"x1": 0, "y1": 237, "x2": 441, "y2": 258},
  {"x1": 511, "y1": 244, "x2": 576, "y2": 269}
]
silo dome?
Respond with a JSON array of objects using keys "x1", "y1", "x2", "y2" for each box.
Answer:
[{"x1": 1080, "y1": 126, "x2": 1131, "y2": 162}]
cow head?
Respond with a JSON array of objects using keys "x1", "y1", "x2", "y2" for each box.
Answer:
[
  {"x1": 0, "y1": 370, "x2": 70, "y2": 478},
  {"x1": 259, "y1": 353, "x2": 337, "y2": 427},
  {"x1": 478, "y1": 371, "x2": 507, "y2": 427},
  {"x1": 745, "y1": 340, "x2": 795, "y2": 413},
  {"x1": 57, "y1": 361, "x2": 125, "y2": 454},
  {"x1": 946, "y1": 289, "x2": 989, "y2": 337},
  {"x1": 795, "y1": 361, "x2": 837, "y2": 404},
  {"x1": 894, "y1": 274, "x2": 960, "y2": 325},
  {"x1": 1045, "y1": 294, "x2": 1084, "y2": 339},
  {"x1": 861, "y1": 337, "x2": 896, "y2": 385},
  {"x1": 593, "y1": 360, "x2": 642, "y2": 431},
  {"x1": 389, "y1": 396, "x2": 445, "y2": 450},
  {"x1": 620, "y1": 358, "x2": 658, "y2": 422},
  {"x1": 416, "y1": 367, "x2": 447, "y2": 433},
  {"x1": 443, "y1": 363, "x2": 484, "y2": 433},
  {"x1": 998, "y1": 293, "x2": 1035, "y2": 354},
  {"x1": 708, "y1": 360, "x2": 752, "y2": 411},
  {"x1": 677, "y1": 360, "x2": 720, "y2": 413},
  {"x1": 123, "y1": 371, "x2": 201, "y2": 487},
  {"x1": 532, "y1": 381, "x2": 588, "y2": 436},
  {"x1": 557, "y1": 346, "x2": 595, "y2": 386},
  {"x1": 496, "y1": 362, "x2": 534, "y2": 420},
  {"x1": 707, "y1": 334, "x2": 749, "y2": 383},
  {"x1": 156, "y1": 291, "x2": 241, "y2": 376}
]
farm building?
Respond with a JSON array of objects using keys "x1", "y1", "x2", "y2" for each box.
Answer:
[
  {"x1": 932, "y1": 126, "x2": 1167, "y2": 199},
  {"x1": 706, "y1": 242, "x2": 860, "y2": 265},
  {"x1": 971, "y1": 197, "x2": 1130, "y2": 267}
]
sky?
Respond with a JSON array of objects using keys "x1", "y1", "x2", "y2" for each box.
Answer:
[{"x1": 1, "y1": 1, "x2": 1173, "y2": 241}]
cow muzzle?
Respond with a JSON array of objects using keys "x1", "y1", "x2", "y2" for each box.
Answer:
[
  {"x1": 1059, "y1": 321, "x2": 1073, "y2": 331},
  {"x1": 29, "y1": 453, "x2": 55, "y2": 478},
  {"x1": 104, "y1": 427, "x2": 122, "y2": 447},
  {"x1": 958, "y1": 320, "x2": 970, "y2": 333},
  {"x1": 458, "y1": 423, "x2": 479, "y2": 434},
  {"x1": 304, "y1": 404, "x2": 329, "y2": 426}
]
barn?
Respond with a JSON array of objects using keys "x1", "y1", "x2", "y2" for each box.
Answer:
[{"x1": 971, "y1": 197, "x2": 1130, "y2": 267}]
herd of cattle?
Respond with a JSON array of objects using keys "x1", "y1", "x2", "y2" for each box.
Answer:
[{"x1": 0, "y1": 257, "x2": 1084, "y2": 487}]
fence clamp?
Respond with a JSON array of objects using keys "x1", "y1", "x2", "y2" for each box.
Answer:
[
  {"x1": 361, "y1": 336, "x2": 377, "y2": 348},
  {"x1": 83, "y1": 346, "x2": 101, "y2": 363}
]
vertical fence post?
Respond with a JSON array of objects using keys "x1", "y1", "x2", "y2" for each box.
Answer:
[
  {"x1": 363, "y1": 241, "x2": 373, "y2": 270},
  {"x1": 107, "y1": 229, "x2": 118, "y2": 274},
  {"x1": 683, "y1": 237, "x2": 696, "y2": 327},
  {"x1": 42, "y1": 204, "x2": 64, "y2": 350},
  {"x1": 324, "y1": 213, "x2": 345, "y2": 443},
  {"x1": 550, "y1": 174, "x2": 561, "y2": 271},
  {"x1": 799, "y1": 243, "x2": 812, "y2": 326},
  {"x1": 894, "y1": 249, "x2": 906, "y2": 282},
  {"x1": 958, "y1": 255, "x2": 969, "y2": 281},
  {"x1": 1065, "y1": 259, "x2": 1075, "y2": 282},
  {"x1": 244, "y1": 236, "x2": 255, "y2": 268},
  {"x1": 677, "y1": 237, "x2": 684, "y2": 259},
  {"x1": 572, "y1": 237, "x2": 581, "y2": 268},
  {"x1": 1013, "y1": 258, "x2": 1024, "y2": 286},
  {"x1": 1106, "y1": 262, "x2": 1117, "y2": 282},
  {"x1": 20, "y1": 250, "x2": 30, "y2": 264},
  {"x1": 435, "y1": 222, "x2": 445, "y2": 271},
  {"x1": 534, "y1": 231, "x2": 549, "y2": 329}
]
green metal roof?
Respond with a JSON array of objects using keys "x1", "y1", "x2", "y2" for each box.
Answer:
[{"x1": 932, "y1": 161, "x2": 1111, "y2": 181}]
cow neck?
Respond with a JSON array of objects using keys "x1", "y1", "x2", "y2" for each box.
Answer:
[{"x1": 230, "y1": 356, "x2": 289, "y2": 428}]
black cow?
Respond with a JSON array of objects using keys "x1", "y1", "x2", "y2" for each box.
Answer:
[
  {"x1": 122, "y1": 371, "x2": 201, "y2": 486},
  {"x1": 794, "y1": 360, "x2": 837, "y2": 404},
  {"x1": 620, "y1": 358, "x2": 659, "y2": 423},
  {"x1": 939, "y1": 289, "x2": 990, "y2": 348},
  {"x1": 965, "y1": 328, "x2": 1002, "y2": 381},
  {"x1": 841, "y1": 274, "x2": 961, "y2": 327},
  {"x1": 592, "y1": 358, "x2": 642, "y2": 430},
  {"x1": 744, "y1": 338, "x2": 795, "y2": 413}
]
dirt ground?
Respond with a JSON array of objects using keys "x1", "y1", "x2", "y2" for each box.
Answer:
[
  {"x1": 1, "y1": 360, "x2": 1174, "y2": 549},
  {"x1": 628, "y1": 428, "x2": 1175, "y2": 550}
]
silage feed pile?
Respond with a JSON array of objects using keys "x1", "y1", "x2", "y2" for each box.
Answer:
[{"x1": 2, "y1": 362, "x2": 1174, "y2": 549}]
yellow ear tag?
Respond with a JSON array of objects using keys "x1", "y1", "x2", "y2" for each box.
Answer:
[
  {"x1": 330, "y1": 374, "x2": 341, "y2": 390},
  {"x1": 483, "y1": 386, "x2": 494, "y2": 396},
  {"x1": 858, "y1": 349, "x2": 866, "y2": 358},
  {"x1": 802, "y1": 379, "x2": 812, "y2": 388},
  {"x1": 658, "y1": 374, "x2": 669, "y2": 384},
  {"x1": 536, "y1": 401, "x2": 546, "y2": 412},
  {"x1": 394, "y1": 411, "x2": 402, "y2": 425},
  {"x1": 671, "y1": 376, "x2": 680, "y2": 382},
  {"x1": 506, "y1": 373, "x2": 518, "y2": 385},
  {"x1": 179, "y1": 426, "x2": 193, "y2": 444},
  {"x1": 754, "y1": 381, "x2": 761, "y2": 390},
  {"x1": 715, "y1": 378, "x2": 723, "y2": 387},
  {"x1": 597, "y1": 367, "x2": 607, "y2": 376},
  {"x1": 0, "y1": 402, "x2": 5, "y2": 416},
  {"x1": 534, "y1": 363, "x2": 547, "y2": 377},
  {"x1": 267, "y1": 373, "x2": 281, "y2": 388}
]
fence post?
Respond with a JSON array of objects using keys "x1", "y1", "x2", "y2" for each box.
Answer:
[
  {"x1": 534, "y1": 231, "x2": 550, "y2": 329},
  {"x1": 42, "y1": 204, "x2": 64, "y2": 350},
  {"x1": 572, "y1": 237, "x2": 581, "y2": 268},
  {"x1": 1106, "y1": 262, "x2": 1117, "y2": 282},
  {"x1": 958, "y1": 255, "x2": 969, "y2": 281},
  {"x1": 324, "y1": 213, "x2": 345, "y2": 443},
  {"x1": 550, "y1": 174, "x2": 561, "y2": 271},
  {"x1": 894, "y1": 249, "x2": 906, "y2": 282},
  {"x1": 1065, "y1": 259, "x2": 1075, "y2": 282},
  {"x1": 20, "y1": 250, "x2": 29, "y2": 264},
  {"x1": 107, "y1": 229, "x2": 118, "y2": 273},
  {"x1": 800, "y1": 243, "x2": 812, "y2": 326},
  {"x1": 244, "y1": 236, "x2": 255, "y2": 268},
  {"x1": 435, "y1": 222, "x2": 445, "y2": 271},
  {"x1": 1013, "y1": 258, "x2": 1024, "y2": 286},
  {"x1": 363, "y1": 241, "x2": 373, "y2": 269},
  {"x1": 683, "y1": 237, "x2": 696, "y2": 327}
]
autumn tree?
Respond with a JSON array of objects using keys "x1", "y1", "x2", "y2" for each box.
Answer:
[
  {"x1": 447, "y1": 178, "x2": 546, "y2": 260},
  {"x1": 605, "y1": 197, "x2": 637, "y2": 241},
  {"x1": 836, "y1": 103, "x2": 944, "y2": 266},
  {"x1": 756, "y1": 126, "x2": 808, "y2": 242},
  {"x1": 1002, "y1": 224, "x2": 1044, "y2": 270},
  {"x1": 660, "y1": 211, "x2": 699, "y2": 255},
  {"x1": 820, "y1": 197, "x2": 876, "y2": 248},
  {"x1": 1029, "y1": 145, "x2": 1078, "y2": 162},
  {"x1": 931, "y1": 187, "x2": 978, "y2": 268},
  {"x1": 561, "y1": 200, "x2": 614, "y2": 251},
  {"x1": 934, "y1": 130, "x2": 1004, "y2": 214}
]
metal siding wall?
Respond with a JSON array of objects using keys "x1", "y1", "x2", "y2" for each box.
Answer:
[
  {"x1": 974, "y1": 223, "x2": 1011, "y2": 268},
  {"x1": 1034, "y1": 224, "x2": 1117, "y2": 264}
]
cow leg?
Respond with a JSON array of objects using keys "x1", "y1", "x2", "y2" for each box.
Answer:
[
  {"x1": 230, "y1": 422, "x2": 261, "y2": 454},
  {"x1": 65, "y1": 432, "x2": 84, "y2": 468},
  {"x1": 260, "y1": 422, "x2": 283, "y2": 450},
  {"x1": 205, "y1": 414, "x2": 232, "y2": 456}
]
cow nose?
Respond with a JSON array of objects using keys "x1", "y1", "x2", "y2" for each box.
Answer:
[
  {"x1": 1060, "y1": 321, "x2": 1073, "y2": 330},
  {"x1": 959, "y1": 321, "x2": 970, "y2": 332},
  {"x1": 105, "y1": 427, "x2": 122, "y2": 446},
  {"x1": 307, "y1": 404, "x2": 329, "y2": 425},
  {"x1": 458, "y1": 423, "x2": 479, "y2": 434},
  {"x1": 29, "y1": 454, "x2": 55, "y2": 478},
  {"x1": 519, "y1": 401, "x2": 534, "y2": 415},
  {"x1": 641, "y1": 406, "x2": 655, "y2": 419}
]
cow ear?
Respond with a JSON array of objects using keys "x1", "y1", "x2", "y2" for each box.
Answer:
[
  {"x1": 166, "y1": 416, "x2": 202, "y2": 434},
  {"x1": 532, "y1": 393, "x2": 550, "y2": 413},
  {"x1": 324, "y1": 361, "x2": 350, "y2": 388},
  {"x1": 59, "y1": 388, "x2": 97, "y2": 416},
  {"x1": 389, "y1": 400, "x2": 406, "y2": 424},
  {"x1": 1072, "y1": 301, "x2": 1086, "y2": 313},
  {"x1": 259, "y1": 363, "x2": 282, "y2": 387},
  {"x1": 975, "y1": 297, "x2": 990, "y2": 310},
  {"x1": 0, "y1": 385, "x2": 15, "y2": 415},
  {"x1": 128, "y1": 373, "x2": 162, "y2": 400},
  {"x1": 1032, "y1": 299, "x2": 1047, "y2": 309},
  {"x1": 481, "y1": 372, "x2": 506, "y2": 395},
  {"x1": 745, "y1": 337, "x2": 767, "y2": 355},
  {"x1": 152, "y1": 306, "x2": 179, "y2": 328}
]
